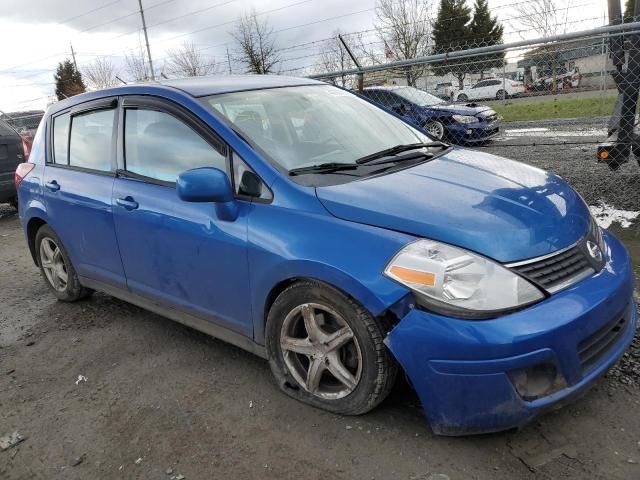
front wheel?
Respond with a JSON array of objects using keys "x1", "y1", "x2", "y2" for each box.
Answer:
[
  {"x1": 424, "y1": 120, "x2": 445, "y2": 140},
  {"x1": 35, "y1": 225, "x2": 93, "y2": 302},
  {"x1": 266, "y1": 281, "x2": 398, "y2": 415},
  {"x1": 457, "y1": 93, "x2": 468, "y2": 102}
]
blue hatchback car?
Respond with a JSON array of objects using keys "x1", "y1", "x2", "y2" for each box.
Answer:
[
  {"x1": 16, "y1": 76, "x2": 636, "y2": 435},
  {"x1": 360, "y1": 86, "x2": 500, "y2": 144}
]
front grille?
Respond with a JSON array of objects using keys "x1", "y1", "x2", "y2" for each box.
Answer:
[
  {"x1": 578, "y1": 309, "x2": 629, "y2": 373},
  {"x1": 511, "y1": 244, "x2": 593, "y2": 292}
]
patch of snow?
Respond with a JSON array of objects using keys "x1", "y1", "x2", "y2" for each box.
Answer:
[{"x1": 589, "y1": 202, "x2": 639, "y2": 229}]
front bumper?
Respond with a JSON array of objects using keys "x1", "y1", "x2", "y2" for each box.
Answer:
[
  {"x1": 385, "y1": 231, "x2": 637, "y2": 435},
  {"x1": 446, "y1": 121, "x2": 500, "y2": 143}
]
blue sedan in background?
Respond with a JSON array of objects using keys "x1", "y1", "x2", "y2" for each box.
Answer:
[
  {"x1": 16, "y1": 76, "x2": 635, "y2": 435},
  {"x1": 361, "y1": 85, "x2": 500, "y2": 144}
]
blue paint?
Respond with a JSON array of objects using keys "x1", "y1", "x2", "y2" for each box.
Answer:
[{"x1": 17, "y1": 77, "x2": 636, "y2": 435}]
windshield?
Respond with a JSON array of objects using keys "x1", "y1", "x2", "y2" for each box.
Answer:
[
  {"x1": 202, "y1": 85, "x2": 432, "y2": 171},
  {"x1": 392, "y1": 87, "x2": 443, "y2": 106}
]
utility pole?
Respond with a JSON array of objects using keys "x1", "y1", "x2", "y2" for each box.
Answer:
[
  {"x1": 226, "y1": 46, "x2": 233, "y2": 74},
  {"x1": 137, "y1": 0, "x2": 155, "y2": 81},
  {"x1": 70, "y1": 43, "x2": 78, "y2": 71}
]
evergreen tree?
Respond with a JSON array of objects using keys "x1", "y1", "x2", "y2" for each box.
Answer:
[
  {"x1": 468, "y1": 0, "x2": 504, "y2": 78},
  {"x1": 54, "y1": 59, "x2": 86, "y2": 100},
  {"x1": 431, "y1": 0, "x2": 472, "y2": 89},
  {"x1": 625, "y1": 0, "x2": 635, "y2": 21}
]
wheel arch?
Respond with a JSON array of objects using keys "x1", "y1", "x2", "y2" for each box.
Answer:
[
  {"x1": 26, "y1": 215, "x2": 47, "y2": 265},
  {"x1": 254, "y1": 261, "x2": 405, "y2": 345}
]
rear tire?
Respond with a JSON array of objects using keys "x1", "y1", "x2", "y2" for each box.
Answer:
[
  {"x1": 35, "y1": 224, "x2": 93, "y2": 302},
  {"x1": 9, "y1": 196, "x2": 18, "y2": 210},
  {"x1": 496, "y1": 89, "x2": 508, "y2": 100},
  {"x1": 266, "y1": 280, "x2": 398, "y2": 415}
]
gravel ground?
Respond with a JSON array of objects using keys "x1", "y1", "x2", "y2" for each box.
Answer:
[{"x1": 1, "y1": 128, "x2": 640, "y2": 479}]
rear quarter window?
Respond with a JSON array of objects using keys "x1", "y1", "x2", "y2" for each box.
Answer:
[{"x1": 52, "y1": 113, "x2": 70, "y2": 164}]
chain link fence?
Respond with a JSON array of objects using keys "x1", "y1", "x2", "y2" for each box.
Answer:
[{"x1": 309, "y1": 23, "x2": 640, "y2": 236}]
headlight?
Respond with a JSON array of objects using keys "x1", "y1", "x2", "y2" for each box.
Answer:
[
  {"x1": 384, "y1": 240, "x2": 545, "y2": 319},
  {"x1": 452, "y1": 114, "x2": 479, "y2": 124}
]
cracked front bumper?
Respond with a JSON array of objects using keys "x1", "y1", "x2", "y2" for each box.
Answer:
[{"x1": 385, "y1": 231, "x2": 637, "y2": 436}]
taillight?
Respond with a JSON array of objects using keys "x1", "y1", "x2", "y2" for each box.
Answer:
[
  {"x1": 512, "y1": 83, "x2": 522, "y2": 87},
  {"x1": 15, "y1": 163, "x2": 35, "y2": 188},
  {"x1": 21, "y1": 138, "x2": 30, "y2": 161}
]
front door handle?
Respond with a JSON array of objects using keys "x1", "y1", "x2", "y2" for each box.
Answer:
[
  {"x1": 45, "y1": 180, "x2": 60, "y2": 192},
  {"x1": 116, "y1": 196, "x2": 139, "y2": 210}
]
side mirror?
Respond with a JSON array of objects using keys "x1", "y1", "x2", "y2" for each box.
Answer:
[
  {"x1": 392, "y1": 103, "x2": 408, "y2": 115},
  {"x1": 177, "y1": 167, "x2": 238, "y2": 221},
  {"x1": 177, "y1": 167, "x2": 233, "y2": 203}
]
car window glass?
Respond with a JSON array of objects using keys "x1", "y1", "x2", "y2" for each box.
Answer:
[
  {"x1": 491, "y1": 80, "x2": 502, "y2": 86},
  {"x1": 232, "y1": 152, "x2": 272, "y2": 200},
  {"x1": 69, "y1": 109, "x2": 115, "y2": 171},
  {"x1": 473, "y1": 82, "x2": 484, "y2": 88},
  {"x1": 124, "y1": 109, "x2": 226, "y2": 183},
  {"x1": 53, "y1": 112, "x2": 70, "y2": 164}
]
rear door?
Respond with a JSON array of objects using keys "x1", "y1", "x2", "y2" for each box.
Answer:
[
  {"x1": 0, "y1": 119, "x2": 23, "y2": 202},
  {"x1": 43, "y1": 98, "x2": 126, "y2": 288},
  {"x1": 111, "y1": 96, "x2": 253, "y2": 336}
]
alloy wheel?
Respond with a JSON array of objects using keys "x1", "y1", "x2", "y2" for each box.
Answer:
[
  {"x1": 39, "y1": 237, "x2": 68, "y2": 292},
  {"x1": 280, "y1": 303, "x2": 362, "y2": 400},
  {"x1": 425, "y1": 121, "x2": 445, "y2": 140}
]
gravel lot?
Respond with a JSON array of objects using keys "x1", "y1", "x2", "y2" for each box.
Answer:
[{"x1": 1, "y1": 127, "x2": 639, "y2": 479}]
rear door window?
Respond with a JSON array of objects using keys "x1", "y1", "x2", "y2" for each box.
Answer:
[
  {"x1": 69, "y1": 109, "x2": 115, "y2": 172},
  {"x1": 52, "y1": 113, "x2": 70, "y2": 164},
  {"x1": 124, "y1": 108, "x2": 227, "y2": 183}
]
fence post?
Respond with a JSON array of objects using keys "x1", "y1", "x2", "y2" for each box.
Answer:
[{"x1": 338, "y1": 34, "x2": 363, "y2": 92}]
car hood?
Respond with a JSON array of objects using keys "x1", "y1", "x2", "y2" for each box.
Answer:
[
  {"x1": 427, "y1": 103, "x2": 492, "y2": 115},
  {"x1": 315, "y1": 148, "x2": 590, "y2": 263}
]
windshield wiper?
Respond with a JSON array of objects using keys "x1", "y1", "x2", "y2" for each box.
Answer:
[
  {"x1": 355, "y1": 142, "x2": 449, "y2": 165},
  {"x1": 289, "y1": 162, "x2": 359, "y2": 176}
]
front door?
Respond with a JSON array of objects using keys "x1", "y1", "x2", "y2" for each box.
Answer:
[
  {"x1": 43, "y1": 99, "x2": 126, "y2": 288},
  {"x1": 111, "y1": 97, "x2": 253, "y2": 337}
]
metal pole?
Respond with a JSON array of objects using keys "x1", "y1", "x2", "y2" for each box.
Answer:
[
  {"x1": 310, "y1": 21, "x2": 640, "y2": 80},
  {"x1": 338, "y1": 34, "x2": 363, "y2": 92},
  {"x1": 137, "y1": 0, "x2": 155, "y2": 81},
  {"x1": 226, "y1": 46, "x2": 233, "y2": 74}
]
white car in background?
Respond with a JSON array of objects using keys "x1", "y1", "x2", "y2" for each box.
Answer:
[{"x1": 454, "y1": 78, "x2": 525, "y2": 102}]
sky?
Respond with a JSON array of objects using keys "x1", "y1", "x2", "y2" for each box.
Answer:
[{"x1": 0, "y1": 0, "x2": 607, "y2": 112}]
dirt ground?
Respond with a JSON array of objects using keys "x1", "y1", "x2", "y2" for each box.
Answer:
[{"x1": 0, "y1": 201, "x2": 639, "y2": 480}]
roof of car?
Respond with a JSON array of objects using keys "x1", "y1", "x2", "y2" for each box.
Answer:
[
  {"x1": 47, "y1": 75, "x2": 326, "y2": 115},
  {"x1": 363, "y1": 86, "x2": 409, "y2": 91},
  {"x1": 162, "y1": 74, "x2": 324, "y2": 96}
]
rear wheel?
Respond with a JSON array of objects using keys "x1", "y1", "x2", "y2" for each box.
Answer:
[
  {"x1": 495, "y1": 89, "x2": 508, "y2": 100},
  {"x1": 9, "y1": 196, "x2": 18, "y2": 210},
  {"x1": 35, "y1": 225, "x2": 93, "y2": 302},
  {"x1": 266, "y1": 281, "x2": 398, "y2": 415}
]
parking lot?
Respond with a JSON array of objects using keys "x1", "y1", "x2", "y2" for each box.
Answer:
[{"x1": 1, "y1": 118, "x2": 640, "y2": 479}]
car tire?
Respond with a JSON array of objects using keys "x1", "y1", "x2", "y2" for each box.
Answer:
[
  {"x1": 424, "y1": 120, "x2": 445, "y2": 140},
  {"x1": 496, "y1": 89, "x2": 508, "y2": 100},
  {"x1": 9, "y1": 196, "x2": 18, "y2": 210},
  {"x1": 457, "y1": 94, "x2": 468, "y2": 102},
  {"x1": 265, "y1": 280, "x2": 398, "y2": 415},
  {"x1": 35, "y1": 224, "x2": 93, "y2": 302}
]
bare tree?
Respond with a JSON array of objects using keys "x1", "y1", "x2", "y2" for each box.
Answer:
[
  {"x1": 316, "y1": 31, "x2": 356, "y2": 87},
  {"x1": 375, "y1": 0, "x2": 433, "y2": 86},
  {"x1": 167, "y1": 41, "x2": 219, "y2": 77},
  {"x1": 125, "y1": 45, "x2": 152, "y2": 82},
  {"x1": 82, "y1": 57, "x2": 119, "y2": 89},
  {"x1": 232, "y1": 9, "x2": 279, "y2": 74},
  {"x1": 512, "y1": 0, "x2": 562, "y2": 38}
]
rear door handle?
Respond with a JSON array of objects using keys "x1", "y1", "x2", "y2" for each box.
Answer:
[
  {"x1": 45, "y1": 181, "x2": 60, "y2": 192},
  {"x1": 116, "y1": 196, "x2": 139, "y2": 210}
]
